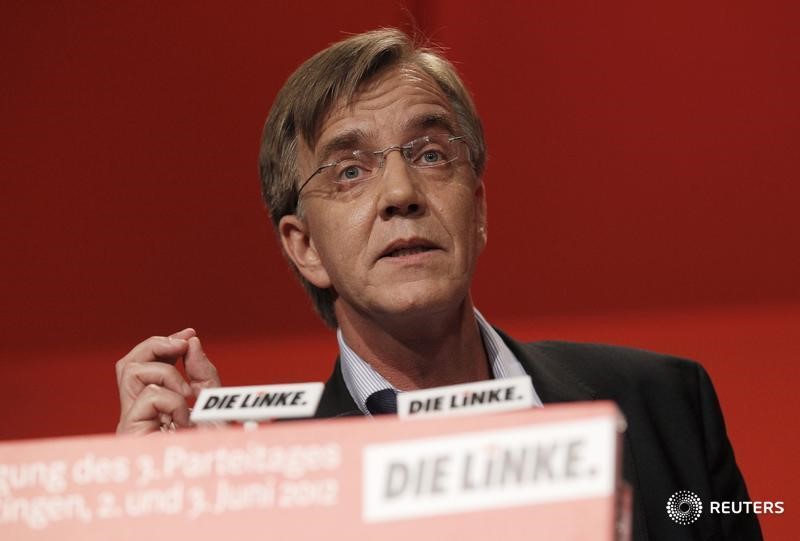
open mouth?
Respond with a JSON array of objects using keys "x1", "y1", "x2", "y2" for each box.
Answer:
[
  {"x1": 379, "y1": 239, "x2": 440, "y2": 260},
  {"x1": 384, "y1": 246, "x2": 436, "y2": 258}
]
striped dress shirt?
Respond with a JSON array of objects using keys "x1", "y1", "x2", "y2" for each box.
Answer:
[{"x1": 338, "y1": 309, "x2": 544, "y2": 415}]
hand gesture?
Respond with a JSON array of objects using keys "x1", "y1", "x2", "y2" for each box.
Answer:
[{"x1": 115, "y1": 328, "x2": 221, "y2": 435}]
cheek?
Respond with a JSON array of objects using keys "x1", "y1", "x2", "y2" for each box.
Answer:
[
  {"x1": 310, "y1": 203, "x2": 375, "y2": 272},
  {"x1": 434, "y1": 188, "x2": 481, "y2": 244},
  {"x1": 453, "y1": 197, "x2": 485, "y2": 264}
]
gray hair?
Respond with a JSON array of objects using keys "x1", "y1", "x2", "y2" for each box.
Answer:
[{"x1": 258, "y1": 28, "x2": 486, "y2": 327}]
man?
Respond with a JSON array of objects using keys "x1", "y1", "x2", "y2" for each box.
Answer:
[{"x1": 115, "y1": 29, "x2": 761, "y2": 540}]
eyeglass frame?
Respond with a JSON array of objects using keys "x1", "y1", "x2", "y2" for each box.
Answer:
[{"x1": 296, "y1": 134, "x2": 469, "y2": 197}]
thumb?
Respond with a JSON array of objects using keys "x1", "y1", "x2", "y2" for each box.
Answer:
[{"x1": 184, "y1": 336, "x2": 221, "y2": 394}]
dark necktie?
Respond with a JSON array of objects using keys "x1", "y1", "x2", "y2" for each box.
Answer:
[{"x1": 365, "y1": 388, "x2": 398, "y2": 415}]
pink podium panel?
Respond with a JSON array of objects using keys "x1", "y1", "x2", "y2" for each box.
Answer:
[{"x1": 0, "y1": 402, "x2": 628, "y2": 540}]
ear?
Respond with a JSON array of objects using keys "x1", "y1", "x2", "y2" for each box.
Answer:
[
  {"x1": 475, "y1": 180, "x2": 488, "y2": 250},
  {"x1": 279, "y1": 214, "x2": 332, "y2": 289}
]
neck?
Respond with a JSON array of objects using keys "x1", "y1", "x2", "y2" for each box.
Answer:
[{"x1": 336, "y1": 296, "x2": 490, "y2": 391}]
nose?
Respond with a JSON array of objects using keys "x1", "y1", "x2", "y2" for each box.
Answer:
[{"x1": 377, "y1": 151, "x2": 426, "y2": 220}]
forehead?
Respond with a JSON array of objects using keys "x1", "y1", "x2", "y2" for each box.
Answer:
[{"x1": 313, "y1": 65, "x2": 455, "y2": 152}]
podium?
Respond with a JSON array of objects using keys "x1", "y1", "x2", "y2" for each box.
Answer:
[{"x1": 0, "y1": 402, "x2": 630, "y2": 540}]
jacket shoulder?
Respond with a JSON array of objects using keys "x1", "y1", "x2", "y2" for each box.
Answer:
[{"x1": 519, "y1": 340, "x2": 705, "y2": 400}]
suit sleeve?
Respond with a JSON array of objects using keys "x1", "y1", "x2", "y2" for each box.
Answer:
[{"x1": 696, "y1": 363, "x2": 763, "y2": 539}]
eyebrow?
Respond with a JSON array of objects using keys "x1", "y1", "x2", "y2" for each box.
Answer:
[
  {"x1": 313, "y1": 113, "x2": 458, "y2": 164},
  {"x1": 315, "y1": 129, "x2": 370, "y2": 164},
  {"x1": 402, "y1": 113, "x2": 457, "y2": 137}
]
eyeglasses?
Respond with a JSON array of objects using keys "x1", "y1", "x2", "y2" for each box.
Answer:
[{"x1": 297, "y1": 134, "x2": 469, "y2": 196}]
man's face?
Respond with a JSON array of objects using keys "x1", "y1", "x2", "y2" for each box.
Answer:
[{"x1": 281, "y1": 65, "x2": 487, "y2": 325}]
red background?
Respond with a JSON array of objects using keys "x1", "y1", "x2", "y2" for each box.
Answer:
[{"x1": 1, "y1": 2, "x2": 797, "y2": 537}]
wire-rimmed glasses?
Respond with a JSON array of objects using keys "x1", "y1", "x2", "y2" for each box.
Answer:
[{"x1": 297, "y1": 134, "x2": 469, "y2": 196}]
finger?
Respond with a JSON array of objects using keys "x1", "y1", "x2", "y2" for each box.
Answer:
[
  {"x1": 184, "y1": 336, "x2": 221, "y2": 394},
  {"x1": 117, "y1": 361, "x2": 193, "y2": 414},
  {"x1": 117, "y1": 384, "x2": 191, "y2": 436},
  {"x1": 115, "y1": 336, "x2": 191, "y2": 384},
  {"x1": 169, "y1": 327, "x2": 197, "y2": 340}
]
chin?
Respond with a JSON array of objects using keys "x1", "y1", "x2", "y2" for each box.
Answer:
[{"x1": 373, "y1": 281, "x2": 468, "y2": 319}]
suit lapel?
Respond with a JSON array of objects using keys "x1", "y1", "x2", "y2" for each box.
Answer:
[
  {"x1": 495, "y1": 328, "x2": 597, "y2": 403},
  {"x1": 315, "y1": 357, "x2": 362, "y2": 418},
  {"x1": 317, "y1": 332, "x2": 602, "y2": 413},
  {"x1": 497, "y1": 329, "x2": 649, "y2": 541},
  {"x1": 317, "y1": 331, "x2": 601, "y2": 413}
]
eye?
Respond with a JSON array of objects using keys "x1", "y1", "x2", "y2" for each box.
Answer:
[
  {"x1": 335, "y1": 162, "x2": 370, "y2": 183},
  {"x1": 421, "y1": 150, "x2": 443, "y2": 164},
  {"x1": 413, "y1": 144, "x2": 452, "y2": 167}
]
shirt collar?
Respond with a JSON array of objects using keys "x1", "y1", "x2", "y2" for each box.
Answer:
[{"x1": 337, "y1": 308, "x2": 543, "y2": 415}]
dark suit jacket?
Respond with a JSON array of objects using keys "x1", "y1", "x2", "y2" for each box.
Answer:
[{"x1": 314, "y1": 330, "x2": 762, "y2": 541}]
